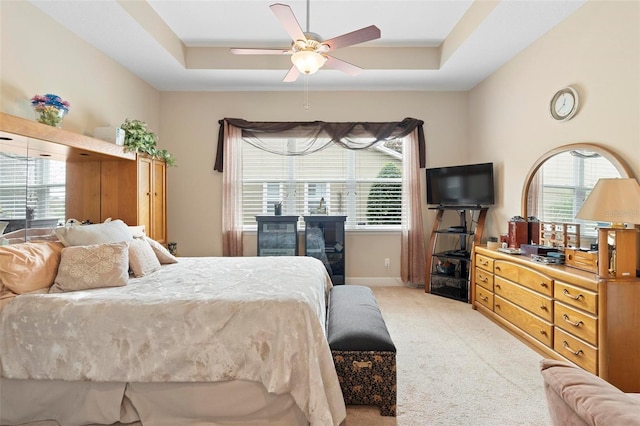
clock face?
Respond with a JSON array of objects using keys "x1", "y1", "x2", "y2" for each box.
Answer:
[
  {"x1": 555, "y1": 93, "x2": 574, "y2": 116},
  {"x1": 550, "y1": 87, "x2": 579, "y2": 121}
]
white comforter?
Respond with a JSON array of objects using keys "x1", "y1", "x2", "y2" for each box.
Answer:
[{"x1": 0, "y1": 256, "x2": 345, "y2": 425}]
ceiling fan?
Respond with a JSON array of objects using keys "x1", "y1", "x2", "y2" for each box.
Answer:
[{"x1": 230, "y1": 2, "x2": 381, "y2": 82}]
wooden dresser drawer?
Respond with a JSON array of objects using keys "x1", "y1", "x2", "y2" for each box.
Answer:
[
  {"x1": 494, "y1": 295, "x2": 553, "y2": 347},
  {"x1": 475, "y1": 254, "x2": 494, "y2": 273},
  {"x1": 494, "y1": 277, "x2": 553, "y2": 322},
  {"x1": 475, "y1": 285, "x2": 494, "y2": 310},
  {"x1": 475, "y1": 267, "x2": 494, "y2": 291},
  {"x1": 554, "y1": 302, "x2": 597, "y2": 346},
  {"x1": 554, "y1": 281, "x2": 597, "y2": 315},
  {"x1": 555, "y1": 328, "x2": 597, "y2": 375},
  {"x1": 494, "y1": 261, "x2": 553, "y2": 297}
]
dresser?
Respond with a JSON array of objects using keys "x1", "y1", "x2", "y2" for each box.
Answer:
[{"x1": 472, "y1": 245, "x2": 640, "y2": 392}]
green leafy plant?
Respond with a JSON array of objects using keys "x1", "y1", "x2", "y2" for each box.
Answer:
[
  {"x1": 120, "y1": 118, "x2": 176, "y2": 166},
  {"x1": 367, "y1": 162, "x2": 402, "y2": 225}
]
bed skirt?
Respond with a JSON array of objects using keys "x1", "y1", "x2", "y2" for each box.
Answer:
[{"x1": 0, "y1": 378, "x2": 308, "y2": 426}]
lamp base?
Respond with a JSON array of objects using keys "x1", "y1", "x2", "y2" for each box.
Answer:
[{"x1": 597, "y1": 227, "x2": 638, "y2": 279}]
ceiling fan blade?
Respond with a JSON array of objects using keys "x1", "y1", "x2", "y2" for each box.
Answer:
[
  {"x1": 324, "y1": 55, "x2": 363, "y2": 76},
  {"x1": 270, "y1": 3, "x2": 306, "y2": 42},
  {"x1": 230, "y1": 48, "x2": 290, "y2": 55},
  {"x1": 323, "y1": 25, "x2": 381, "y2": 51},
  {"x1": 283, "y1": 65, "x2": 300, "y2": 82}
]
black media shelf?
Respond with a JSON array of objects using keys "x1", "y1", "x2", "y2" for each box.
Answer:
[{"x1": 426, "y1": 206, "x2": 488, "y2": 303}]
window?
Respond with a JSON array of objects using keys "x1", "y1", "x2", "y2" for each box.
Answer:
[
  {"x1": 533, "y1": 150, "x2": 620, "y2": 239},
  {"x1": 242, "y1": 138, "x2": 403, "y2": 230},
  {"x1": 0, "y1": 153, "x2": 65, "y2": 223}
]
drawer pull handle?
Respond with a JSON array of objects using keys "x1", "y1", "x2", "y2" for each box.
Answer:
[
  {"x1": 495, "y1": 266, "x2": 501, "y2": 271},
  {"x1": 495, "y1": 283, "x2": 501, "y2": 289},
  {"x1": 563, "y1": 341, "x2": 584, "y2": 356},
  {"x1": 480, "y1": 276, "x2": 488, "y2": 283},
  {"x1": 540, "y1": 282, "x2": 548, "y2": 288},
  {"x1": 353, "y1": 361, "x2": 372, "y2": 369},
  {"x1": 540, "y1": 305, "x2": 548, "y2": 311},
  {"x1": 563, "y1": 289, "x2": 584, "y2": 300},
  {"x1": 480, "y1": 260, "x2": 489, "y2": 266},
  {"x1": 563, "y1": 314, "x2": 584, "y2": 327},
  {"x1": 479, "y1": 295, "x2": 488, "y2": 302}
]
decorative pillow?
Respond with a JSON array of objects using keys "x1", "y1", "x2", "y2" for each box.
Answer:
[
  {"x1": 129, "y1": 225, "x2": 146, "y2": 238},
  {"x1": 129, "y1": 238, "x2": 161, "y2": 277},
  {"x1": 144, "y1": 236, "x2": 178, "y2": 264},
  {"x1": 49, "y1": 242, "x2": 129, "y2": 293},
  {"x1": 55, "y1": 219, "x2": 132, "y2": 247},
  {"x1": 0, "y1": 241, "x2": 64, "y2": 294}
]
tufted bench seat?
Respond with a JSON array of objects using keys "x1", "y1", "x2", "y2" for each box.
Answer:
[{"x1": 327, "y1": 285, "x2": 397, "y2": 416}]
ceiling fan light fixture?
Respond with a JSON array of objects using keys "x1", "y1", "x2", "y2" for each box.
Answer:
[{"x1": 291, "y1": 50, "x2": 326, "y2": 75}]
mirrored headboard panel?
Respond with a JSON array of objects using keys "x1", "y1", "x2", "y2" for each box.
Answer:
[{"x1": 0, "y1": 112, "x2": 135, "y2": 243}]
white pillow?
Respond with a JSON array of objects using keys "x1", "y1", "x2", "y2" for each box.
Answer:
[
  {"x1": 144, "y1": 236, "x2": 178, "y2": 264},
  {"x1": 55, "y1": 219, "x2": 133, "y2": 247},
  {"x1": 129, "y1": 238, "x2": 161, "y2": 277},
  {"x1": 129, "y1": 225, "x2": 146, "y2": 238}
]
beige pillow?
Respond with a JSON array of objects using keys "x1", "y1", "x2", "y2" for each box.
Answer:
[
  {"x1": 0, "y1": 241, "x2": 64, "y2": 294},
  {"x1": 50, "y1": 242, "x2": 129, "y2": 293},
  {"x1": 144, "y1": 236, "x2": 178, "y2": 264},
  {"x1": 129, "y1": 238, "x2": 161, "y2": 277},
  {"x1": 55, "y1": 219, "x2": 132, "y2": 247}
]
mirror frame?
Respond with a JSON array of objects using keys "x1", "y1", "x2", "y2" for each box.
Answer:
[{"x1": 521, "y1": 143, "x2": 636, "y2": 218}]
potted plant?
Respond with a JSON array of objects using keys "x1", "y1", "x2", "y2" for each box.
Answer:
[{"x1": 120, "y1": 118, "x2": 176, "y2": 166}]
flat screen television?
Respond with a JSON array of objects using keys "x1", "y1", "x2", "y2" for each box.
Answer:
[{"x1": 426, "y1": 162, "x2": 495, "y2": 206}]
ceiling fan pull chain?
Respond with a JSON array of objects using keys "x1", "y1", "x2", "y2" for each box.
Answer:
[
  {"x1": 303, "y1": 75, "x2": 310, "y2": 110},
  {"x1": 306, "y1": 0, "x2": 310, "y2": 33}
]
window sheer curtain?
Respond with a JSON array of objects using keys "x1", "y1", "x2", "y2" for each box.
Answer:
[
  {"x1": 401, "y1": 129, "x2": 426, "y2": 286},
  {"x1": 221, "y1": 122, "x2": 244, "y2": 256},
  {"x1": 217, "y1": 118, "x2": 427, "y2": 286}
]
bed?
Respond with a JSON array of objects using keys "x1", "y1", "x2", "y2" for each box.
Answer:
[{"x1": 0, "y1": 221, "x2": 346, "y2": 426}]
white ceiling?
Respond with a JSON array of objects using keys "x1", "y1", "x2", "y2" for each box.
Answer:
[{"x1": 30, "y1": 0, "x2": 587, "y2": 92}]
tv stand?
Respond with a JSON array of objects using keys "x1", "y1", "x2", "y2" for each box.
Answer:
[{"x1": 426, "y1": 206, "x2": 488, "y2": 302}]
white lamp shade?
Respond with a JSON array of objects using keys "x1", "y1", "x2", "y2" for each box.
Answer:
[
  {"x1": 575, "y1": 178, "x2": 640, "y2": 225},
  {"x1": 291, "y1": 51, "x2": 326, "y2": 75}
]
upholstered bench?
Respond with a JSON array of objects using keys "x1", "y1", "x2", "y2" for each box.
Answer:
[{"x1": 327, "y1": 285, "x2": 397, "y2": 416}]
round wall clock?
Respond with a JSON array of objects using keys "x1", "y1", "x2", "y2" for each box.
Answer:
[{"x1": 550, "y1": 86, "x2": 579, "y2": 121}]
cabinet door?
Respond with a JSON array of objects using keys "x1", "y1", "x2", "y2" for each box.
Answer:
[
  {"x1": 151, "y1": 159, "x2": 167, "y2": 244},
  {"x1": 137, "y1": 156, "x2": 153, "y2": 238}
]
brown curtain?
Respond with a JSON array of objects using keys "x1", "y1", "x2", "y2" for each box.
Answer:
[
  {"x1": 215, "y1": 118, "x2": 425, "y2": 171},
  {"x1": 401, "y1": 129, "x2": 426, "y2": 286}
]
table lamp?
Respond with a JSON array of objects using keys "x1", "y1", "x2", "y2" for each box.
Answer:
[{"x1": 576, "y1": 178, "x2": 640, "y2": 278}]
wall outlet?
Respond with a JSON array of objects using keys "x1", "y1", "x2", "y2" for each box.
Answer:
[{"x1": 384, "y1": 258, "x2": 390, "y2": 267}]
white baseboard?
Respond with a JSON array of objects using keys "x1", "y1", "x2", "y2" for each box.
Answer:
[{"x1": 344, "y1": 277, "x2": 404, "y2": 286}]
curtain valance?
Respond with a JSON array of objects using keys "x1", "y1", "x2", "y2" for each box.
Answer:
[{"x1": 214, "y1": 117, "x2": 425, "y2": 172}]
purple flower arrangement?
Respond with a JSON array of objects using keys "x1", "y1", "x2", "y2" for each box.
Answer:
[{"x1": 31, "y1": 93, "x2": 70, "y2": 127}]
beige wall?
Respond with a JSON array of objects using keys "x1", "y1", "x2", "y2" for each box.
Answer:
[
  {"x1": 468, "y1": 0, "x2": 640, "y2": 240},
  {"x1": 158, "y1": 91, "x2": 468, "y2": 283},
  {"x1": 0, "y1": 1, "x2": 160, "y2": 138}
]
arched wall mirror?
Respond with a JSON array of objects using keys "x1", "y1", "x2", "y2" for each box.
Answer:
[{"x1": 521, "y1": 143, "x2": 636, "y2": 247}]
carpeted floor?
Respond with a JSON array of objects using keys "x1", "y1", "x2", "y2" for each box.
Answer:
[{"x1": 346, "y1": 286, "x2": 552, "y2": 425}]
